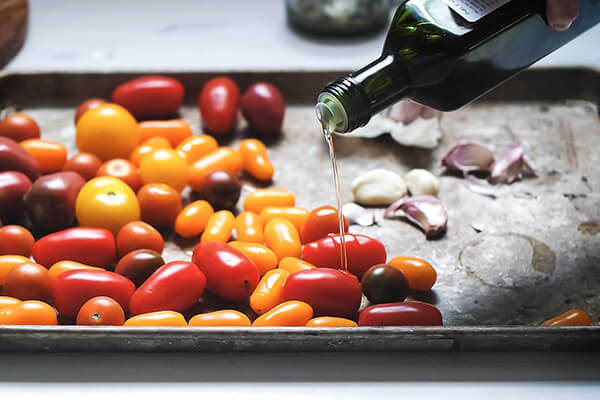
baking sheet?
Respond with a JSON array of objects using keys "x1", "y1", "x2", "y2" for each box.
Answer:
[{"x1": 0, "y1": 69, "x2": 599, "y2": 351}]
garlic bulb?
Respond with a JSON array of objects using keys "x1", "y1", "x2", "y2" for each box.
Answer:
[
  {"x1": 403, "y1": 169, "x2": 439, "y2": 196},
  {"x1": 351, "y1": 169, "x2": 407, "y2": 206}
]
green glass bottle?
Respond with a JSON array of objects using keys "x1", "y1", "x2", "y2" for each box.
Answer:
[{"x1": 316, "y1": 0, "x2": 600, "y2": 134}]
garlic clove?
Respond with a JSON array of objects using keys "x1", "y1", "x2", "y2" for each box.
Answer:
[
  {"x1": 465, "y1": 175, "x2": 497, "y2": 199},
  {"x1": 442, "y1": 142, "x2": 495, "y2": 173},
  {"x1": 384, "y1": 195, "x2": 448, "y2": 239},
  {"x1": 342, "y1": 202, "x2": 376, "y2": 226},
  {"x1": 488, "y1": 143, "x2": 536, "y2": 184},
  {"x1": 404, "y1": 169, "x2": 440, "y2": 196},
  {"x1": 351, "y1": 169, "x2": 407, "y2": 206}
]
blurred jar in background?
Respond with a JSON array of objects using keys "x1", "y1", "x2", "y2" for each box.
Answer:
[{"x1": 286, "y1": 0, "x2": 394, "y2": 36}]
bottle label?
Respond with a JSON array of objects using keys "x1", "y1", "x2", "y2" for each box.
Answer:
[{"x1": 441, "y1": 0, "x2": 511, "y2": 22}]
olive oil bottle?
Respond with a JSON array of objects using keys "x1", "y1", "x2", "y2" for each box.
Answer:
[{"x1": 316, "y1": 0, "x2": 600, "y2": 133}]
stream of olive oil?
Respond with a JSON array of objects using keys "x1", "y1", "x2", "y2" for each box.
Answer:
[{"x1": 323, "y1": 128, "x2": 348, "y2": 272}]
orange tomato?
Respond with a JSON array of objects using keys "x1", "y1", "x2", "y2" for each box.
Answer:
[
  {"x1": 129, "y1": 137, "x2": 171, "y2": 166},
  {"x1": 239, "y1": 139, "x2": 274, "y2": 181},
  {"x1": 542, "y1": 310, "x2": 591, "y2": 326},
  {"x1": 116, "y1": 221, "x2": 164, "y2": 257},
  {"x1": 96, "y1": 158, "x2": 142, "y2": 192},
  {"x1": 175, "y1": 134, "x2": 218, "y2": 164},
  {"x1": 188, "y1": 147, "x2": 242, "y2": 190},
  {"x1": 244, "y1": 189, "x2": 295, "y2": 214},
  {"x1": 136, "y1": 120, "x2": 193, "y2": 147},
  {"x1": 20, "y1": 139, "x2": 68, "y2": 174},
  {"x1": 76, "y1": 296, "x2": 125, "y2": 326},
  {"x1": 263, "y1": 218, "x2": 301, "y2": 261},
  {"x1": 124, "y1": 310, "x2": 187, "y2": 326},
  {"x1": 0, "y1": 300, "x2": 58, "y2": 325},
  {"x1": 48, "y1": 261, "x2": 104, "y2": 284},
  {"x1": 200, "y1": 210, "x2": 235, "y2": 243},
  {"x1": 300, "y1": 205, "x2": 348, "y2": 244},
  {"x1": 3, "y1": 262, "x2": 53, "y2": 302},
  {"x1": 174, "y1": 200, "x2": 214, "y2": 238},
  {"x1": 249, "y1": 269, "x2": 289, "y2": 315},
  {"x1": 0, "y1": 296, "x2": 21, "y2": 309},
  {"x1": 278, "y1": 257, "x2": 316, "y2": 274},
  {"x1": 252, "y1": 300, "x2": 313, "y2": 327},
  {"x1": 259, "y1": 206, "x2": 309, "y2": 234},
  {"x1": 306, "y1": 317, "x2": 358, "y2": 327},
  {"x1": 137, "y1": 183, "x2": 182, "y2": 229},
  {"x1": 188, "y1": 310, "x2": 251, "y2": 327},
  {"x1": 0, "y1": 225, "x2": 34, "y2": 257},
  {"x1": 76, "y1": 103, "x2": 139, "y2": 161},
  {"x1": 63, "y1": 152, "x2": 103, "y2": 180},
  {"x1": 140, "y1": 148, "x2": 188, "y2": 192},
  {"x1": 228, "y1": 241, "x2": 278, "y2": 276},
  {"x1": 234, "y1": 211, "x2": 264, "y2": 244},
  {"x1": 0, "y1": 255, "x2": 30, "y2": 286},
  {"x1": 387, "y1": 256, "x2": 437, "y2": 291}
]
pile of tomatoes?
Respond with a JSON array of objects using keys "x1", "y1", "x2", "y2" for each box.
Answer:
[{"x1": 0, "y1": 75, "x2": 442, "y2": 327}]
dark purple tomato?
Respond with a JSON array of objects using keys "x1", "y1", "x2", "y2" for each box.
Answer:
[
  {"x1": 198, "y1": 170, "x2": 241, "y2": 210},
  {"x1": 240, "y1": 82, "x2": 285, "y2": 136},
  {"x1": 115, "y1": 249, "x2": 164, "y2": 287},
  {"x1": 0, "y1": 137, "x2": 40, "y2": 181},
  {"x1": 358, "y1": 301, "x2": 443, "y2": 326},
  {"x1": 0, "y1": 171, "x2": 32, "y2": 223},
  {"x1": 361, "y1": 264, "x2": 409, "y2": 304}
]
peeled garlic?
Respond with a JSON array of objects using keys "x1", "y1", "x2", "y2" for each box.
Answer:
[
  {"x1": 404, "y1": 169, "x2": 439, "y2": 196},
  {"x1": 351, "y1": 169, "x2": 407, "y2": 206}
]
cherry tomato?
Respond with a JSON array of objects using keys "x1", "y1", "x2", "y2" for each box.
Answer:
[
  {"x1": 278, "y1": 257, "x2": 316, "y2": 275},
  {"x1": 361, "y1": 264, "x2": 409, "y2": 304},
  {"x1": 116, "y1": 221, "x2": 164, "y2": 257},
  {"x1": 300, "y1": 205, "x2": 348, "y2": 244},
  {"x1": 24, "y1": 171, "x2": 86, "y2": 233},
  {"x1": 264, "y1": 218, "x2": 301, "y2": 261},
  {"x1": 259, "y1": 206, "x2": 309, "y2": 233},
  {"x1": 4, "y1": 262, "x2": 53, "y2": 302},
  {"x1": 0, "y1": 255, "x2": 30, "y2": 286},
  {"x1": 48, "y1": 261, "x2": 104, "y2": 284},
  {"x1": 252, "y1": 300, "x2": 313, "y2": 327},
  {"x1": 302, "y1": 234, "x2": 387, "y2": 278},
  {"x1": 124, "y1": 310, "x2": 187, "y2": 326},
  {"x1": 74, "y1": 98, "x2": 106, "y2": 124},
  {"x1": 129, "y1": 261, "x2": 206, "y2": 315},
  {"x1": 0, "y1": 300, "x2": 57, "y2": 325},
  {"x1": 240, "y1": 82, "x2": 285, "y2": 135},
  {"x1": 0, "y1": 225, "x2": 34, "y2": 257},
  {"x1": 542, "y1": 309, "x2": 591, "y2": 326},
  {"x1": 387, "y1": 256, "x2": 437, "y2": 291},
  {"x1": 228, "y1": 241, "x2": 278, "y2": 276},
  {"x1": 53, "y1": 269, "x2": 135, "y2": 319},
  {"x1": 175, "y1": 134, "x2": 218, "y2": 164},
  {"x1": 306, "y1": 317, "x2": 358, "y2": 327},
  {"x1": 234, "y1": 211, "x2": 264, "y2": 244},
  {"x1": 0, "y1": 171, "x2": 31, "y2": 223},
  {"x1": 199, "y1": 77, "x2": 240, "y2": 135},
  {"x1": 139, "y1": 148, "x2": 188, "y2": 192},
  {"x1": 188, "y1": 147, "x2": 242, "y2": 190},
  {"x1": 129, "y1": 137, "x2": 171, "y2": 166},
  {"x1": 20, "y1": 139, "x2": 68, "y2": 174},
  {"x1": 136, "y1": 120, "x2": 192, "y2": 147},
  {"x1": 96, "y1": 158, "x2": 142, "y2": 192},
  {"x1": 0, "y1": 296, "x2": 21, "y2": 308},
  {"x1": 199, "y1": 170, "x2": 241, "y2": 210},
  {"x1": 32, "y1": 227, "x2": 116, "y2": 268},
  {"x1": 282, "y1": 268, "x2": 362, "y2": 317},
  {"x1": 113, "y1": 75, "x2": 184, "y2": 120},
  {"x1": 244, "y1": 189, "x2": 295, "y2": 214},
  {"x1": 114, "y1": 249, "x2": 164, "y2": 287},
  {"x1": 76, "y1": 103, "x2": 139, "y2": 161},
  {"x1": 250, "y1": 269, "x2": 289, "y2": 315},
  {"x1": 188, "y1": 310, "x2": 251, "y2": 327},
  {"x1": 192, "y1": 241, "x2": 260, "y2": 301},
  {"x1": 0, "y1": 137, "x2": 40, "y2": 181},
  {"x1": 0, "y1": 113, "x2": 40, "y2": 142},
  {"x1": 137, "y1": 183, "x2": 182, "y2": 228},
  {"x1": 76, "y1": 296, "x2": 125, "y2": 326},
  {"x1": 63, "y1": 152, "x2": 103, "y2": 181},
  {"x1": 358, "y1": 301, "x2": 443, "y2": 326},
  {"x1": 200, "y1": 210, "x2": 235, "y2": 243},
  {"x1": 239, "y1": 139, "x2": 274, "y2": 181},
  {"x1": 175, "y1": 200, "x2": 214, "y2": 238},
  {"x1": 76, "y1": 176, "x2": 141, "y2": 235}
]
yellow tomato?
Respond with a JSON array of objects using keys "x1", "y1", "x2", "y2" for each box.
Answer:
[
  {"x1": 75, "y1": 177, "x2": 141, "y2": 235},
  {"x1": 76, "y1": 103, "x2": 139, "y2": 161},
  {"x1": 139, "y1": 148, "x2": 188, "y2": 192}
]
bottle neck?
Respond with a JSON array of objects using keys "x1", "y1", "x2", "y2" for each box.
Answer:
[{"x1": 318, "y1": 54, "x2": 411, "y2": 134}]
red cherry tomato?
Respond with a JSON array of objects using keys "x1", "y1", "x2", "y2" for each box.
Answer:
[
  {"x1": 282, "y1": 268, "x2": 362, "y2": 317},
  {"x1": 32, "y1": 227, "x2": 116, "y2": 268},
  {"x1": 191, "y1": 241, "x2": 260, "y2": 301},
  {"x1": 0, "y1": 171, "x2": 32, "y2": 223},
  {"x1": 300, "y1": 205, "x2": 348, "y2": 244},
  {"x1": 128, "y1": 261, "x2": 206, "y2": 315},
  {"x1": 240, "y1": 82, "x2": 285, "y2": 135},
  {"x1": 0, "y1": 113, "x2": 40, "y2": 142},
  {"x1": 302, "y1": 233, "x2": 387, "y2": 278},
  {"x1": 0, "y1": 225, "x2": 34, "y2": 257},
  {"x1": 4, "y1": 262, "x2": 53, "y2": 302},
  {"x1": 0, "y1": 137, "x2": 40, "y2": 181},
  {"x1": 74, "y1": 98, "x2": 107, "y2": 124},
  {"x1": 358, "y1": 301, "x2": 443, "y2": 326},
  {"x1": 112, "y1": 75, "x2": 184, "y2": 120},
  {"x1": 53, "y1": 269, "x2": 135, "y2": 319},
  {"x1": 199, "y1": 77, "x2": 240, "y2": 135},
  {"x1": 76, "y1": 296, "x2": 125, "y2": 326},
  {"x1": 116, "y1": 221, "x2": 164, "y2": 257},
  {"x1": 62, "y1": 152, "x2": 103, "y2": 181}
]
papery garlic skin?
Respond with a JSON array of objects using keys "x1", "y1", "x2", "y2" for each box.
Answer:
[
  {"x1": 351, "y1": 169, "x2": 407, "y2": 206},
  {"x1": 441, "y1": 142, "x2": 495, "y2": 173},
  {"x1": 404, "y1": 169, "x2": 439, "y2": 196},
  {"x1": 342, "y1": 202, "x2": 376, "y2": 226},
  {"x1": 384, "y1": 195, "x2": 447, "y2": 239}
]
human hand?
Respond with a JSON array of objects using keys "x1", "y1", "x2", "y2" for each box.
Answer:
[{"x1": 546, "y1": 0, "x2": 579, "y2": 30}]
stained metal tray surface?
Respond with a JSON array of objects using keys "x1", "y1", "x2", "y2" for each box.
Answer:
[{"x1": 0, "y1": 69, "x2": 599, "y2": 352}]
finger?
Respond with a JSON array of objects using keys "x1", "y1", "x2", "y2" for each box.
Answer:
[{"x1": 546, "y1": 0, "x2": 579, "y2": 31}]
